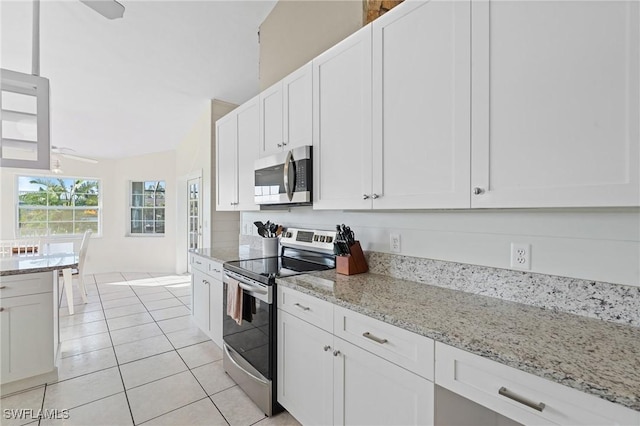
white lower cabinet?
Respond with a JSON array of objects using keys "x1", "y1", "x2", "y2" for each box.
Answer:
[
  {"x1": 0, "y1": 272, "x2": 55, "y2": 386},
  {"x1": 277, "y1": 286, "x2": 434, "y2": 426},
  {"x1": 334, "y1": 337, "x2": 434, "y2": 426},
  {"x1": 277, "y1": 309, "x2": 334, "y2": 426},
  {"x1": 435, "y1": 342, "x2": 640, "y2": 426},
  {"x1": 191, "y1": 254, "x2": 223, "y2": 348}
]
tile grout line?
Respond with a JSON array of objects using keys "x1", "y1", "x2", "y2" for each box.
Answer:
[
  {"x1": 127, "y1": 274, "x2": 233, "y2": 426},
  {"x1": 95, "y1": 272, "x2": 137, "y2": 426}
]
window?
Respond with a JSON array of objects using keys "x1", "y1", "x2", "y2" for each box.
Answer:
[
  {"x1": 129, "y1": 181, "x2": 165, "y2": 235},
  {"x1": 17, "y1": 176, "x2": 100, "y2": 237}
]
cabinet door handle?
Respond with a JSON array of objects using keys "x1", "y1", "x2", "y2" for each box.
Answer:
[
  {"x1": 473, "y1": 187, "x2": 485, "y2": 195},
  {"x1": 195, "y1": 260, "x2": 202, "y2": 265},
  {"x1": 498, "y1": 387, "x2": 545, "y2": 412},
  {"x1": 333, "y1": 350, "x2": 341, "y2": 357},
  {"x1": 323, "y1": 345, "x2": 331, "y2": 352},
  {"x1": 371, "y1": 193, "x2": 380, "y2": 199},
  {"x1": 282, "y1": 142, "x2": 288, "y2": 146},
  {"x1": 0, "y1": 286, "x2": 6, "y2": 289},
  {"x1": 363, "y1": 194, "x2": 370, "y2": 200},
  {"x1": 294, "y1": 303, "x2": 310, "y2": 311},
  {"x1": 0, "y1": 307, "x2": 4, "y2": 312},
  {"x1": 203, "y1": 280, "x2": 210, "y2": 286},
  {"x1": 277, "y1": 143, "x2": 283, "y2": 148},
  {"x1": 362, "y1": 332, "x2": 388, "y2": 344}
]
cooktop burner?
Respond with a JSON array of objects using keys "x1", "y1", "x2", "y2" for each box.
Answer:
[{"x1": 224, "y1": 244, "x2": 335, "y2": 286}]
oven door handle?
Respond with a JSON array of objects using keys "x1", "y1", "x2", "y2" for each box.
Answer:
[
  {"x1": 238, "y1": 282, "x2": 267, "y2": 295},
  {"x1": 223, "y1": 343, "x2": 269, "y2": 386},
  {"x1": 283, "y1": 150, "x2": 294, "y2": 201}
]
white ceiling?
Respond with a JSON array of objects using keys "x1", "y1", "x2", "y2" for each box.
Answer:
[{"x1": 1, "y1": 0, "x2": 277, "y2": 159}]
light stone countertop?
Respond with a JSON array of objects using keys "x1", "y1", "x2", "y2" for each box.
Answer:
[
  {"x1": 0, "y1": 251, "x2": 78, "y2": 276},
  {"x1": 190, "y1": 246, "x2": 265, "y2": 264},
  {"x1": 276, "y1": 269, "x2": 640, "y2": 412}
]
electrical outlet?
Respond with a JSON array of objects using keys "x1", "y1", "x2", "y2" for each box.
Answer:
[
  {"x1": 510, "y1": 243, "x2": 531, "y2": 270},
  {"x1": 390, "y1": 233, "x2": 401, "y2": 253}
]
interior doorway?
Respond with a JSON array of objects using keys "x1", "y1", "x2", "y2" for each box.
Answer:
[{"x1": 187, "y1": 176, "x2": 202, "y2": 273}]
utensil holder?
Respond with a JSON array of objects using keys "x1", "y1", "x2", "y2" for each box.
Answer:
[
  {"x1": 262, "y1": 238, "x2": 279, "y2": 257},
  {"x1": 336, "y1": 241, "x2": 368, "y2": 275}
]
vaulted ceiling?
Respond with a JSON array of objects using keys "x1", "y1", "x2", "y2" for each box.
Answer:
[{"x1": 1, "y1": 0, "x2": 276, "y2": 159}]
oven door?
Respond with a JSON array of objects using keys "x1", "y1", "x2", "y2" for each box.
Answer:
[
  {"x1": 254, "y1": 146, "x2": 311, "y2": 205},
  {"x1": 222, "y1": 270, "x2": 274, "y2": 380}
]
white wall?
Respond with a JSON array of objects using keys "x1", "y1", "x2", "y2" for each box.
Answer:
[
  {"x1": 242, "y1": 208, "x2": 640, "y2": 287},
  {"x1": 174, "y1": 100, "x2": 240, "y2": 274},
  {"x1": 1, "y1": 150, "x2": 177, "y2": 274},
  {"x1": 258, "y1": 0, "x2": 362, "y2": 90}
]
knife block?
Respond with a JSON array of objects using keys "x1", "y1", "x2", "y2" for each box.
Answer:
[{"x1": 336, "y1": 241, "x2": 368, "y2": 275}]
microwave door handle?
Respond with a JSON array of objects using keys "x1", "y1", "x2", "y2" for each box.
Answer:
[{"x1": 283, "y1": 150, "x2": 294, "y2": 201}]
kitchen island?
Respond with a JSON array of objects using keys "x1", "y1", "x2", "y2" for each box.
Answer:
[{"x1": 0, "y1": 247, "x2": 78, "y2": 394}]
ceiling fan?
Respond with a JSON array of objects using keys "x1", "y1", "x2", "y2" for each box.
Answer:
[
  {"x1": 52, "y1": 146, "x2": 98, "y2": 164},
  {"x1": 80, "y1": 0, "x2": 125, "y2": 20}
]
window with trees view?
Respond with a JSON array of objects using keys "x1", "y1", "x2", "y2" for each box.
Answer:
[
  {"x1": 17, "y1": 176, "x2": 100, "y2": 237},
  {"x1": 130, "y1": 181, "x2": 165, "y2": 235}
]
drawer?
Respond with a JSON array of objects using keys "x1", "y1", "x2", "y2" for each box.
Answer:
[
  {"x1": 435, "y1": 342, "x2": 640, "y2": 426},
  {"x1": 333, "y1": 305, "x2": 434, "y2": 381},
  {"x1": 0, "y1": 272, "x2": 53, "y2": 299},
  {"x1": 207, "y1": 260, "x2": 223, "y2": 280},
  {"x1": 191, "y1": 254, "x2": 223, "y2": 279},
  {"x1": 278, "y1": 286, "x2": 333, "y2": 333}
]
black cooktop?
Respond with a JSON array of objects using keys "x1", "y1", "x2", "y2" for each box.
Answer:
[{"x1": 223, "y1": 249, "x2": 335, "y2": 285}]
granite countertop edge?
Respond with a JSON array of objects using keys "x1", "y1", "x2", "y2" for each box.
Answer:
[{"x1": 276, "y1": 271, "x2": 640, "y2": 412}]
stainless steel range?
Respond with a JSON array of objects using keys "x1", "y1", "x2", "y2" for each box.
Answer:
[{"x1": 222, "y1": 228, "x2": 337, "y2": 416}]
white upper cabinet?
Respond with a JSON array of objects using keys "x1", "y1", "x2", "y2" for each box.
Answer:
[
  {"x1": 283, "y1": 62, "x2": 313, "y2": 151},
  {"x1": 236, "y1": 97, "x2": 260, "y2": 211},
  {"x1": 216, "y1": 113, "x2": 237, "y2": 211},
  {"x1": 259, "y1": 83, "x2": 284, "y2": 157},
  {"x1": 372, "y1": 0, "x2": 471, "y2": 209},
  {"x1": 471, "y1": 0, "x2": 640, "y2": 208},
  {"x1": 313, "y1": 26, "x2": 373, "y2": 210},
  {"x1": 216, "y1": 96, "x2": 259, "y2": 212},
  {"x1": 260, "y1": 62, "x2": 313, "y2": 158},
  {"x1": 314, "y1": 1, "x2": 470, "y2": 210}
]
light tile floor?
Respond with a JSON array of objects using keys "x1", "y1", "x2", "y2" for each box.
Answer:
[{"x1": 1, "y1": 272, "x2": 300, "y2": 426}]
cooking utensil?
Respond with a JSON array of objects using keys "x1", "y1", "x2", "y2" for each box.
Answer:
[{"x1": 254, "y1": 221, "x2": 268, "y2": 238}]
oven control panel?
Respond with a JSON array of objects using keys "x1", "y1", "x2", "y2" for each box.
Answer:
[{"x1": 280, "y1": 228, "x2": 337, "y2": 253}]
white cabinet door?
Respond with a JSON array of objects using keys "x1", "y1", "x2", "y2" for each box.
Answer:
[
  {"x1": 283, "y1": 62, "x2": 313, "y2": 150},
  {"x1": 372, "y1": 0, "x2": 471, "y2": 209},
  {"x1": 471, "y1": 0, "x2": 640, "y2": 208},
  {"x1": 208, "y1": 277, "x2": 223, "y2": 348},
  {"x1": 313, "y1": 26, "x2": 373, "y2": 210},
  {"x1": 333, "y1": 337, "x2": 434, "y2": 426},
  {"x1": 192, "y1": 270, "x2": 210, "y2": 333},
  {"x1": 0, "y1": 292, "x2": 54, "y2": 383},
  {"x1": 236, "y1": 96, "x2": 260, "y2": 211},
  {"x1": 260, "y1": 83, "x2": 284, "y2": 157},
  {"x1": 216, "y1": 113, "x2": 237, "y2": 211},
  {"x1": 277, "y1": 309, "x2": 333, "y2": 426}
]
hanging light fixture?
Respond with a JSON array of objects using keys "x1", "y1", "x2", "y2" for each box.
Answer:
[{"x1": 51, "y1": 158, "x2": 63, "y2": 174}]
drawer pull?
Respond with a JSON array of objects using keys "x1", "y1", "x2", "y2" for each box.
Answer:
[
  {"x1": 498, "y1": 387, "x2": 545, "y2": 412},
  {"x1": 294, "y1": 303, "x2": 310, "y2": 311},
  {"x1": 195, "y1": 260, "x2": 202, "y2": 265},
  {"x1": 0, "y1": 286, "x2": 6, "y2": 289},
  {"x1": 0, "y1": 308, "x2": 4, "y2": 312},
  {"x1": 363, "y1": 332, "x2": 388, "y2": 344}
]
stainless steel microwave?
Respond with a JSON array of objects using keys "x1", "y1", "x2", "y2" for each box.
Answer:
[{"x1": 254, "y1": 146, "x2": 312, "y2": 206}]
